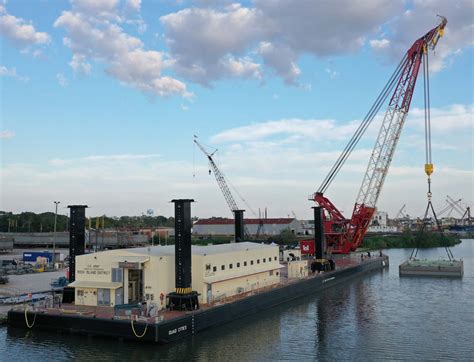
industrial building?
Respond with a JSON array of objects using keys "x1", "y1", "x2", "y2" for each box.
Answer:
[
  {"x1": 368, "y1": 211, "x2": 397, "y2": 233},
  {"x1": 193, "y1": 218, "x2": 303, "y2": 236},
  {"x1": 0, "y1": 231, "x2": 149, "y2": 248},
  {"x1": 70, "y1": 242, "x2": 281, "y2": 308}
]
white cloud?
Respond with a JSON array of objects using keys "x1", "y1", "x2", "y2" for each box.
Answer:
[
  {"x1": 0, "y1": 65, "x2": 28, "y2": 81},
  {"x1": 0, "y1": 130, "x2": 15, "y2": 139},
  {"x1": 211, "y1": 118, "x2": 359, "y2": 143},
  {"x1": 219, "y1": 56, "x2": 262, "y2": 79},
  {"x1": 126, "y1": 0, "x2": 141, "y2": 12},
  {"x1": 369, "y1": 38, "x2": 390, "y2": 49},
  {"x1": 158, "y1": 1, "x2": 471, "y2": 85},
  {"x1": 2, "y1": 104, "x2": 472, "y2": 218},
  {"x1": 54, "y1": 6, "x2": 192, "y2": 98},
  {"x1": 407, "y1": 104, "x2": 473, "y2": 132},
  {"x1": 72, "y1": 0, "x2": 120, "y2": 19},
  {"x1": 259, "y1": 41, "x2": 300, "y2": 84},
  {"x1": 49, "y1": 153, "x2": 161, "y2": 166},
  {"x1": 212, "y1": 104, "x2": 473, "y2": 147},
  {"x1": 160, "y1": 1, "x2": 401, "y2": 84},
  {"x1": 56, "y1": 73, "x2": 68, "y2": 87},
  {"x1": 69, "y1": 54, "x2": 91, "y2": 74},
  {"x1": 160, "y1": 4, "x2": 263, "y2": 85},
  {"x1": 201, "y1": 102, "x2": 473, "y2": 216},
  {"x1": 0, "y1": 4, "x2": 50, "y2": 48},
  {"x1": 371, "y1": 1, "x2": 473, "y2": 72}
]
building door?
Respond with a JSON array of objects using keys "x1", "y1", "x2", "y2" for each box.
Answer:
[
  {"x1": 127, "y1": 269, "x2": 143, "y2": 303},
  {"x1": 128, "y1": 280, "x2": 137, "y2": 303},
  {"x1": 115, "y1": 287, "x2": 123, "y2": 305},
  {"x1": 207, "y1": 283, "x2": 212, "y2": 303}
]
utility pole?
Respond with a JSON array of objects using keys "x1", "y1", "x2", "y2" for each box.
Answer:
[{"x1": 53, "y1": 201, "x2": 60, "y2": 269}]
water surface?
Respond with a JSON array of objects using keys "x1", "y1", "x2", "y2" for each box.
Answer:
[{"x1": 1, "y1": 241, "x2": 472, "y2": 360}]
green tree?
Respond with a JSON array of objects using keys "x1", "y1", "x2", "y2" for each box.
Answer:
[{"x1": 273, "y1": 229, "x2": 298, "y2": 246}]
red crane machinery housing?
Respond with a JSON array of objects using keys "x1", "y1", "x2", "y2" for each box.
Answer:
[{"x1": 311, "y1": 17, "x2": 447, "y2": 254}]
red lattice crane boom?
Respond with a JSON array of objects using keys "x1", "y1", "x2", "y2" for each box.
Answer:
[{"x1": 312, "y1": 17, "x2": 447, "y2": 254}]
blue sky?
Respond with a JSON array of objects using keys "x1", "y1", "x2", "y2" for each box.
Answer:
[{"x1": 1, "y1": 0, "x2": 473, "y2": 220}]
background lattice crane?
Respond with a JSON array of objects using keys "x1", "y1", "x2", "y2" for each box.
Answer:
[
  {"x1": 438, "y1": 196, "x2": 463, "y2": 218},
  {"x1": 194, "y1": 136, "x2": 251, "y2": 239}
]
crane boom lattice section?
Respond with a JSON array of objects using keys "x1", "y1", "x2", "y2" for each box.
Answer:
[{"x1": 356, "y1": 56, "x2": 420, "y2": 208}]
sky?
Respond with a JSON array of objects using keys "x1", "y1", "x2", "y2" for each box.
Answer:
[{"x1": 0, "y1": 0, "x2": 473, "y2": 221}]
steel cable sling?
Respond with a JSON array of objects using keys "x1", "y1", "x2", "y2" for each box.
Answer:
[{"x1": 411, "y1": 48, "x2": 454, "y2": 261}]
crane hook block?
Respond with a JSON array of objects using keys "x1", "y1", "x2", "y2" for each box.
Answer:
[{"x1": 425, "y1": 163, "x2": 434, "y2": 176}]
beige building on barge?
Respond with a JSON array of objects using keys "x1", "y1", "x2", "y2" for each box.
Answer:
[{"x1": 70, "y1": 242, "x2": 282, "y2": 309}]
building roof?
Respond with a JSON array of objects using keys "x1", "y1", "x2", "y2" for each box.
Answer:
[
  {"x1": 110, "y1": 241, "x2": 277, "y2": 258},
  {"x1": 194, "y1": 218, "x2": 295, "y2": 225}
]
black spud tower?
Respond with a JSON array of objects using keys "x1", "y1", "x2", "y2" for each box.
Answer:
[{"x1": 167, "y1": 199, "x2": 199, "y2": 311}]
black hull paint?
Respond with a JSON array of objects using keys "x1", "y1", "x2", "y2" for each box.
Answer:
[{"x1": 8, "y1": 256, "x2": 388, "y2": 344}]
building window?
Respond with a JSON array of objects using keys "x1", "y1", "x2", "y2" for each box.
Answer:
[
  {"x1": 221, "y1": 265, "x2": 225, "y2": 270},
  {"x1": 257, "y1": 259, "x2": 260, "y2": 264},
  {"x1": 229, "y1": 263, "x2": 233, "y2": 269},
  {"x1": 263, "y1": 258, "x2": 266, "y2": 263},
  {"x1": 274, "y1": 256, "x2": 277, "y2": 261},
  {"x1": 237, "y1": 262, "x2": 240, "y2": 267},
  {"x1": 270, "y1": 270, "x2": 274, "y2": 276},
  {"x1": 112, "y1": 268, "x2": 123, "y2": 282},
  {"x1": 250, "y1": 260, "x2": 254, "y2": 265},
  {"x1": 213, "y1": 266, "x2": 217, "y2": 272},
  {"x1": 77, "y1": 289, "x2": 84, "y2": 297},
  {"x1": 205, "y1": 264, "x2": 211, "y2": 271},
  {"x1": 244, "y1": 261, "x2": 247, "y2": 266}
]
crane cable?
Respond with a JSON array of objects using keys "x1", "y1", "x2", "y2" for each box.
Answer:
[
  {"x1": 411, "y1": 47, "x2": 454, "y2": 261},
  {"x1": 317, "y1": 54, "x2": 408, "y2": 194},
  {"x1": 423, "y1": 45, "x2": 433, "y2": 196}
]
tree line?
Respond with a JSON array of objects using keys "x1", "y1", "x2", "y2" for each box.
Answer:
[
  {"x1": 0, "y1": 211, "x2": 175, "y2": 232},
  {"x1": 362, "y1": 229, "x2": 461, "y2": 249}
]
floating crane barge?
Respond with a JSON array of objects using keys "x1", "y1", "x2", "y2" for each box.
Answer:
[{"x1": 8, "y1": 18, "x2": 453, "y2": 342}]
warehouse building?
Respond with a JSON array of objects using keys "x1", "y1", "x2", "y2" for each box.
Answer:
[
  {"x1": 193, "y1": 218, "x2": 303, "y2": 236},
  {"x1": 70, "y1": 242, "x2": 281, "y2": 309}
]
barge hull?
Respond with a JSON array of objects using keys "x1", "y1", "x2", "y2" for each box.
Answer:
[{"x1": 8, "y1": 256, "x2": 388, "y2": 344}]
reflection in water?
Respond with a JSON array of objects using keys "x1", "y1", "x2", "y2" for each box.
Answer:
[{"x1": 1, "y1": 241, "x2": 473, "y2": 360}]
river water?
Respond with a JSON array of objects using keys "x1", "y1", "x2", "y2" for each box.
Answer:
[{"x1": 1, "y1": 241, "x2": 472, "y2": 360}]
